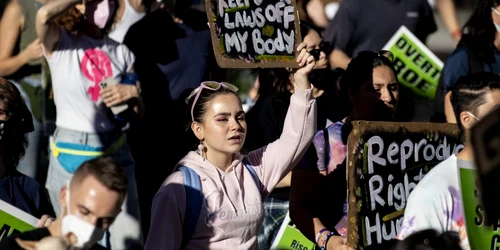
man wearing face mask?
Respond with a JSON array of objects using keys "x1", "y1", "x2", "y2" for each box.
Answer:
[{"x1": 0, "y1": 157, "x2": 128, "y2": 250}]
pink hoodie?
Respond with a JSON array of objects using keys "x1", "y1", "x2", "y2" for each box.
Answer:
[{"x1": 145, "y1": 85, "x2": 317, "y2": 250}]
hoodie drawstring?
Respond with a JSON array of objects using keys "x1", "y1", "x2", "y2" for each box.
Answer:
[
  {"x1": 217, "y1": 170, "x2": 238, "y2": 215},
  {"x1": 234, "y1": 167, "x2": 247, "y2": 213}
]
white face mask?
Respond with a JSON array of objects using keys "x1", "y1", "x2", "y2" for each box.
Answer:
[
  {"x1": 494, "y1": 22, "x2": 500, "y2": 34},
  {"x1": 61, "y1": 184, "x2": 105, "y2": 250},
  {"x1": 467, "y1": 112, "x2": 481, "y2": 121}
]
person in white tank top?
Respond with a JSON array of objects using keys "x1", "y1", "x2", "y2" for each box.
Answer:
[
  {"x1": 36, "y1": 0, "x2": 144, "y2": 249},
  {"x1": 109, "y1": 0, "x2": 147, "y2": 43}
]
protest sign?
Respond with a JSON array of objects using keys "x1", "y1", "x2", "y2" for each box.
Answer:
[
  {"x1": 0, "y1": 200, "x2": 38, "y2": 240},
  {"x1": 471, "y1": 106, "x2": 500, "y2": 224},
  {"x1": 270, "y1": 212, "x2": 315, "y2": 250},
  {"x1": 458, "y1": 162, "x2": 500, "y2": 250},
  {"x1": 346, "y1": 121, "x2": 462, "y2": 250},
  {"x1": 206, "y1": 0, "x2": 301, "y2": 68},
  {"x1": 382, "y1": 26, "x2": 443, "y2": 100}
]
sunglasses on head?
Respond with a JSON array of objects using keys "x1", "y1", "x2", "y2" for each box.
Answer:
[
  {"x1": 357, "y1": 50, "x2": 395, "y2": 62},
  {"x1": 186, "y1": 81, "x2": 239, "y2": 122}
]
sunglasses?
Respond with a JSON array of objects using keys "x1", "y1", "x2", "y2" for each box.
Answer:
[
  {"x1": 186, "y1": 81, "x2": 239, "y2": 122},
  {"x1": 308, "y1": 41, "x2": 333, "y2": 61},
  {"x1": 357, "y1": 50, "x2": 395, "y2": 62}
]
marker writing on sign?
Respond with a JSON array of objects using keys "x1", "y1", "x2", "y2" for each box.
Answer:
[
  {"x1": 392, "y1": 36, "x2": 441, "y2": 94},
  {"x1": 220, "y1": 0, "x2": 295, "y2": 55},
  {"x1": 364, "y1": 212, "x2": 404, "y2": 246},
  {"x1": 362, "y1": 135, "x2": 463, "y2": 246},
  {"x1": 0, "y1": 224, "x2": 21, "y2": 240},
  {"x1": 290, "y1": 240, "x2": 309, "y2": 250},
  {"x1": 367, "y1": 136, "x2": 463, "y2": 174},
  {"x1": 471, "y1": 176, "x2": 500, "y2": 250}
]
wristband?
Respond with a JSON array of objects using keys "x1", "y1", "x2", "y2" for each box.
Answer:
[
  {"x1": 315, "y1": 228, "x2": 329, "y2": 244},
  {"x1": 320, "y1": 231, "x2": 336, "y2": 250}
]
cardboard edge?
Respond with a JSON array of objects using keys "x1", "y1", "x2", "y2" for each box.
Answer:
[
  {"x1": 205, "y1": 0, "x2": 303, "y2": 69},
  {"x1": 382, "y1": 26, "x2": 406, "y2": 51},
  {"x1": 269, "y1": 212, "x2": 291, "y2": 249},
  {"x1": 0, "y1": 199, "x2": 38, "y2": 227},
  {"x1": 348, "y1": 121, "x2": 461, "y2": 133},
  {"x1": 346, "y1": 121, "x2": 361, "y2": 248},
  {"x1": 383, "y1": 26, "x2": 444, "y2": 68}
]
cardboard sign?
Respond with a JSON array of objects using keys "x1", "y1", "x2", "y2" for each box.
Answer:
[
  {"x1": 382, "y1": 26, "x2": 443, "y2": 100},
  {"x1": 270, "y1": 212, "x2": 315, "y2": 250},
  {"x1": 346, "y1": 121, "x2": 462, "y2": 250},
  {"x1": 0, "y1": 200, "x2": 38, "y2": 240},
  {"x1": 458, "y1": 161, "x2": 500, "y2": 250},
  {"x1": 471, "y1": 106, "x2": 500, "y2": 225},
  {"x1": 206, "y1": 0, "x2": 301, "y2": 68}
]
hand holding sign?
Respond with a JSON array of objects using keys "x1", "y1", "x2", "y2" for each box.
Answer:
[
  {"x1": 37, "y1": 215, "x2": 55, "y2": 228},
  {"x1": 294, "y1": 42, "x2": 316, "y2": 90}
]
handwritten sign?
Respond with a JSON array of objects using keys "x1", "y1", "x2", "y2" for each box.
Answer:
[
  {"x1": 471, "y1": 106, "x2": 500, "y2": 224},
  {"x1": 206, "y1": 0, "x2": 301, "y2": 68},
  {"x1": 458, "y1": 163, "x2": 500, "y2": 250},
  {"x1": 270, "y1": 212, "x2": 315, "y2": 250},
  {"x1": 382, "y1": 26, "x2": 443, "y2": 100},
  {"x1": 346, "y1": 121, "x2": 462, "y2": 250},
  {"x1": 0, "y1": 200, "x2": 38, "y2": 241},
  {"x1": 461, "y1": 106, "x2": 500, "y2": 249}
]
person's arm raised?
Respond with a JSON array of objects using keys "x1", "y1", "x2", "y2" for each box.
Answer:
[
  {"x1": 246, "y1": 42, "x2": 317, "y2": 195},
  {"x1": 36, "y1": 0, "x2": 80, "y2": 53},
  {"x1": 294, "y1": 42, "x2": 316, "y2": 90}
]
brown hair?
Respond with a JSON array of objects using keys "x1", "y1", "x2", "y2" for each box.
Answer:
[
  {"x1": 54, "y1": 0, "x2": 118, "y2": 34},
  {"x1": 0, "y1": 78, "x2": 33, "y2": 171},
  {"x1": 55, "y1": 7, "x2": 84, "y2": 34},
  {"x1": 71, "y1": 157, "x2": 128, "y2": 196}
]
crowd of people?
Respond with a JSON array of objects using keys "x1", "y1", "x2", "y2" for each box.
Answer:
[{"x1": 0, "y1": 0, "x2": 497, "y2": 249}]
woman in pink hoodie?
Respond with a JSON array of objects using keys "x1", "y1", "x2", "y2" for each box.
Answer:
[{"x1": 144, "y1": 43, "x2": 318, "y2": 249}]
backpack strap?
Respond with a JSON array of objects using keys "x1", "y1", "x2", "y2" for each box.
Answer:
[
  {"x1": 178, "y1": 166, "x2": 203, "y2": 248},
  {"x1": 242, "y1": 158, "x2": 263, "y2": 194},
  {"x1": 178, "y1": 159, "x2": 262, "y2": 247}
]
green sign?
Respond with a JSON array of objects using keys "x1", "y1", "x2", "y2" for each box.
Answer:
[
  {"x1": 0, "y1": 200, "x2": 37, "y2": 241},
  {"x1": 459, "y1": 164, "x2": 500, "y2": 250},
  {"x1": 383, "y1": 26, "x2": 444, "y2": 100},
  {"x1": 270, "y1": 212, "x2": 315, "y2": 250}
]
